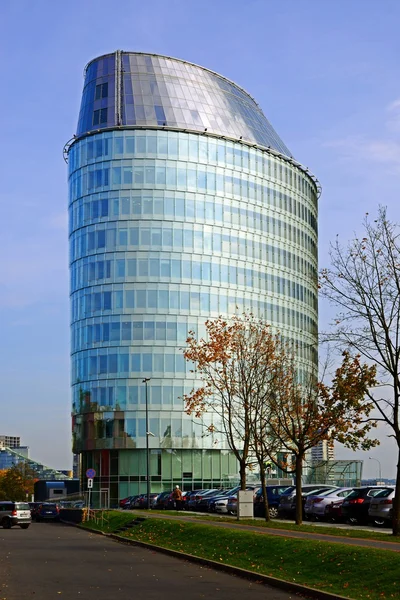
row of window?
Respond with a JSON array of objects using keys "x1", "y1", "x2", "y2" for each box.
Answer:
[
  {"x1": 69, "y1": 131, "x2": 317, "y2": 205},
  {"x1": 71, "y1": 281, "x2": 317, "y2": 325},
  {"x1": 71, "y1": 252, "x2": 316, "y2": 292},
  {"x1": 72, "y1": 350, "x2": 189, "y2": 381},
  {"x1": 71, "y1": 309, "x2": 317, "y2": 352},
  {"x1": 72, "y1": 342, "x2": 315, "y2": 384},
  {"x1": 75, "y1": 416, "x2": 225, "y2": 445},
  {"x1": 69, "y1": 186, "x2": 317, "y2": 234},
  {"x1": 68, "y1": 161, "x2": 317, "y2": 230},
  {"x1": 70, "y1": 221, "x2": 317, "y2": 263},
  {"x1": 71, "y1": 254, "x2": 315, "y2": 299},
  {"x1": 72, "y1": 381, "x2": 192, "y2": 413}
]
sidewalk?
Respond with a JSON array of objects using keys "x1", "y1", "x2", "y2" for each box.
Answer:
[{"x1": 129, "y1": 510, "x2": 400, "y2": 553}]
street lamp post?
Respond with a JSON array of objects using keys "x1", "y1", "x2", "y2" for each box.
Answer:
[
  {"x1": 143, "y1": 378, "x2": 151, "y2": 509},
  {"x1": 369, "y1": 456, "x2": 382, "y2": 482}
]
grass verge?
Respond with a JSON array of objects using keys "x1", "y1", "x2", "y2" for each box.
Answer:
[
  {"x1": 138, "y1": 509, "x2": 400, "y2": 544},
  {"x1": 83, "y1": 513, "x2": 400, "y2": 600},
  {"x1": 81, "y1": 510, "x2": 135, "y2": 533}
]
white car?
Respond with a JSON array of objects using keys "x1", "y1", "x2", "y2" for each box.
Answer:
[
  {"x1": 368, "y1": 488, "x2": 395, "y2": 526},
  {"x1": 215, "y1": 496, "x2": 231, "y2": 514},
  {"x1": 304, "y1": 487, "x2": 354, "y2": 520}
]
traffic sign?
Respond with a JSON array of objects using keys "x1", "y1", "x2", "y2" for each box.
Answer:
[
  {"x1": 87, "y1": 478, "x2": 93, "y2": 489},
  {"x1": 86, "y1": 468, "x2": 96, "y2": 478}
]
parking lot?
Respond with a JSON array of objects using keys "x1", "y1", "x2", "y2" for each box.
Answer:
[{"x1": 0, "y1": 522, "x2": 298, "y2": 600}]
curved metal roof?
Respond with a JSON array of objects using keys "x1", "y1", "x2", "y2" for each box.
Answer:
[{"x1": 76, "y1": 51, "x2": 293, "y2": 157}]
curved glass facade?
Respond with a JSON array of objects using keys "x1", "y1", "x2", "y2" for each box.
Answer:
[{"x1": 67, "y1": 52, "x2": 319, "y2": 505}]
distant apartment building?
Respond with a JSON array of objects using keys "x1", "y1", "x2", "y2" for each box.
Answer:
[
  {"x1": 311, "y1": 439, "x2": 335, "y2": 463},
  {"x1": 0, "y1": 435, "x2": 21, "y2": 449}
]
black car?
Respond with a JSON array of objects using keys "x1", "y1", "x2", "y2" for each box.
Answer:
[
  {"x1": 341, "y1": 486, "x2": 392, "y2": 525},
  {"x1": 153, "y1": 491, "x2": 171, "y2": 510},
  {"x1": 28, "y1": 502, "x2": 42, "y2": 518}
]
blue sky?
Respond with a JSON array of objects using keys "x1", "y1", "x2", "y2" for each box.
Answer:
[{"x1": 0, "y1": 0, "x2": 399, "y2": 478}]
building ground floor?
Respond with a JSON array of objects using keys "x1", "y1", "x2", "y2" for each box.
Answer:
[{"x1": 79, "y1": 448, "x2": 239, "y2": 507}]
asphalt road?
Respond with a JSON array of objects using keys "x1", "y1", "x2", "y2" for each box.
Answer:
[{"x1": 0, "y1": 522, "x2": 297, "y2": 600}]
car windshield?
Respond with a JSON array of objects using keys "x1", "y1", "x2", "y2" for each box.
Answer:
[{"x1": 15, "y1": 503, "x2": 30, "y2": 510}]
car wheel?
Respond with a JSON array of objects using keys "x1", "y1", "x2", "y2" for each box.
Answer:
[
  {"x1": 268, "y1": 507, "x2": 278, "y2": 519},
  {"x1": 3, "y1": 519, "x2": 12, "y2": 529},
  {"x1": 348, "y1": 517, "x2": 358, "y2": 525},
  {"x1": 20, "y1": 524, "x2": 30, "y2": 529},
  {"x1": 373, "y1": 518, "x2": 386, "y2": 527}
]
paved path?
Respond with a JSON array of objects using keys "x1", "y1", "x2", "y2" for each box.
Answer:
[
  {"x1": 0, "y1": 522, "x2": 299, "y2": 600},
  {"x1": 129, "y1": 510, "x2": 400, "y2": 553}
]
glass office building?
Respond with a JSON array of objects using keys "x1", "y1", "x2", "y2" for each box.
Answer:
[{"x1": 65, "y1": 51, "x2": 319, "y2": 505}]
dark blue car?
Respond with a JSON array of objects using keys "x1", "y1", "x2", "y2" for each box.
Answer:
[
  {"x1": 34, "y1": 503, "x2": 60, "y2": 522},
  {"x1": 254, "y1": 485, "x2": 292, "y2": 518}
]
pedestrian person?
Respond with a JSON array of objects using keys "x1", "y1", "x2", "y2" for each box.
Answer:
[{"x1": 172, "y1": 485, "x2": 183, "y2": 510}]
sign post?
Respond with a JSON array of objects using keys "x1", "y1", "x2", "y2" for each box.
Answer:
[{"x1": 86, "y1": 469, "x2": 96, "y2": 510}]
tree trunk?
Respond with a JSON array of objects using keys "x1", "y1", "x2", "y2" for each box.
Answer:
[
  {"x1": 393, "y1": 447, "x2": 400, "y2": 536},
  {"x1": 259, "y1": 463, "x2": 270, "y2": 522},
  {"x1": 239, "y1": 460, "x2": 247, "y2": 491},
  {"x1": 295, "y1": 453, "x2": 304, "y2": 525}
]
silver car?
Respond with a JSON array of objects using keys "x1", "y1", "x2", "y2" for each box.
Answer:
[
  {"x1": 368, "y1": 487, "x2": 395, "y2": 526},
  {"x1": 0, "y1": 501, "x2": 32, "y2": 529},
  {"x1": 304, "y1": 487, "x2": 354, "y2": 520}
]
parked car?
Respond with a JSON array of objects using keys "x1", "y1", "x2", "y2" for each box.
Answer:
[
  {"x1": 253, "y1": 485, "x2": 292, "y2": 518},
  {"x1": 341, "y1": 486, "x2": 393, "y2": 525},
  {"x1": 28, "y1": 502, "x2": 42, "y2": 518},
  {"x1": 34, "y1": 503, "x2": 60, "y2": 522},
  {"x1": 119, "y1": 496, "x2": 134, "y2": 509},
  {"x1": 304, "y1": 487, "x2": 354, "y2": 521},
  {"x1": 226, "y1": 486, "x2": 261, "y2": 515},
  {"x1": 153, "y1": 491, "x2": 171, "y2": 510},
  {"x1": 187, "y1": 489, "x2": 208, "y2": 511},
  {"x1": 368, "y1": 488, "x2": 396, "y2": 526},
  {"x1": 277, "y1": 485, "x2": 337, "y2": 519},
  {"x1": 325, "y1": 498, "x2": 346, "y2": 522},
  {"x1": 129, "y1": 494, "x2": 144, "y2": 509},
  {"x1": 215, "y1": 485, "x2": 259, "y2": 514},
  {"x1": 137, "y1": 493, "x2": 159, "y2": 509},
  {"x1": 163, "y1": 490, "x2": 191, "y2": 510},
  {"x1": 208, "y1": 488, "x2": 239, "y2": 513},
  {"x1": 0, "y1": 501, "x2": 32, "y2": 529},
  {"x1": 194, "y1": 490, "x2": 221, "y2": 512},
  {"x1": 193, "y1": 489, "x2": 224, "y2": 512}
]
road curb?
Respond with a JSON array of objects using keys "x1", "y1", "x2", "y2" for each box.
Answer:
[{"x1": 75, "y1": 522, "x2": 350, "y2": 600}]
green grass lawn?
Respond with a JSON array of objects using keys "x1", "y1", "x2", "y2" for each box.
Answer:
[
  {"x1": 134, "y1": 509, "x2": 400, "y2": 544},
  {"x1": 82, "y1": 512, "x2": 400, "y2": 599}
]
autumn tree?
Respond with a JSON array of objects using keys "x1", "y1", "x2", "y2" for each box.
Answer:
[
  {"x1": 183, "y1": 314, "x2": 284, "y2": 490},
  {"x1": 320, "y1": 207, "x2": 400, "y2": 535},
  {"x1": 0, "y1": 463, "x2": 37, "y2": 501},
  {"x1": 248, "y1": 340, "x2": 293, "y2": 521},
  {"x1": 266, "y1": 351, "x2": 378, "y2": 524}
]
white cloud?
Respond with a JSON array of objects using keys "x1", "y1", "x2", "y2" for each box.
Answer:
[
  {"x1": 323, "y1": 97, "x2": 400, "y2": 170},
  {"x1": 324, "y1": 136, "x2": 400, "y2": 167}
]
